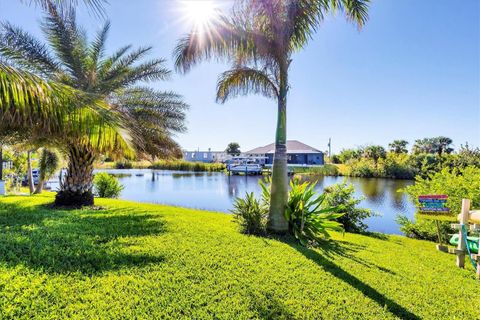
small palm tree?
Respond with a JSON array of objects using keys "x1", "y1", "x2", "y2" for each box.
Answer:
[
  {"x1": 174, "y1": 0, "x2": 369, "y2": 232},
  {"x1": 1, "y1": 3, "x2": 187, "y2": 206},
  {"x1": 388, "y1": 140, "x2": 409, "y2": 154}
]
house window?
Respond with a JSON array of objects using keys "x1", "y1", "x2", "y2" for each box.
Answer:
[
  {"x1": 203, "y1": 153, "x2": 208, "y2": 159},
  {"x1": 191, "y1": 153, "x2": 195, "y2": 159}
]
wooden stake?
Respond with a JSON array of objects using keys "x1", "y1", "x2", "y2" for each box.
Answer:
[{"x1": 456, "y1": 199, "x2": 470, "y2": 268}]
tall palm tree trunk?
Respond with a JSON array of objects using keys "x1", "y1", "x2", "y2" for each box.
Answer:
[
  {"x1": 55, "y1": 144, "x2": 95, "y2": 206},
  {"x1": 267, "y1": 64, "x2": 289, "y2": 233},
  {"x1": 27, "y1": 150, "x2": 34, "y2": 194},
  {"x1": 0, "y1": 145, "x2": 3, "y2": 181}
]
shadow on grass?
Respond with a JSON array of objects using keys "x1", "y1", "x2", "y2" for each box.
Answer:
[
  {"x1": 248, "y1": 290, "x2": 294, "y2": 320},
  {"x1": 0, "y1": 200, "x2": 166, "y2": 275},
  {"x1": 286, "y1": 240, "x2": 420, "y2": 320}
]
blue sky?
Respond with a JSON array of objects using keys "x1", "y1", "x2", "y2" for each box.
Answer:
[{"x1": 1, "y1": 0, "x2": 478, "y2": 153}]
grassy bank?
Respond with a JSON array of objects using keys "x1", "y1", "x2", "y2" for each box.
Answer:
[
  {"x1": 149, "y1": 160, "x2": 225, "y2": 172},
  {"x1": 95, "y1": 160, "x2": 226, "y2": 172},
  {"x1": 0, "y1": 194, "x2": 477, "y2": 319}
]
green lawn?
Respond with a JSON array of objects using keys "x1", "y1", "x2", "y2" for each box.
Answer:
[{"x1": 0, "y1": 194, "x2": 477, "y2": 319}]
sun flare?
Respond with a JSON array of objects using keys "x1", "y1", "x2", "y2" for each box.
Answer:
[{"x1": 180, "y1": 0, "x2": 218, "y2": 30}]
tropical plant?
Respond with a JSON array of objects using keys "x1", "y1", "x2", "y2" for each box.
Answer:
[
  {"x1": 285, "y1": 179, "x2": 344, "y2": 245},
  {"x1": 337, "y1": 148, "x2": 363, "y2": 164},
  {"x1": 93, "y1": 172, "x2": 123, "y2": 198},
  {"x1": 231, "y1": 192, "x2": 267, "y2": 235},
  {"x1": 260, "y1": 178, "x2": 344, "y2": 245},
  {"x1": 226, "y1": 142, "x2": 241, "y2": 156},
  {"x1": 412, "y1": 137, "x2": 454, "y2": 156},
  {"x1": 322, "y1": 180, "x2": 373, "y2": 233},
  {"x1": 0, "y1": 3, "x2": 187, "y2": 206},
  {"x1": 388, "y1": 140, "x2": 409, "y2": 154},
  {"x1": 34, "y1": 148, "x2": 60, "y2": 194},
  {"x1": 362, "y1": 145, "x2": 386, "y2": 168},
  {"x1": 174, "y1": 0, "x2": 369, "y2": 232}
]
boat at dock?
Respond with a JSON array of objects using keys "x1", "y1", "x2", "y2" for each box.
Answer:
[{"x1": 226, "y1": 157, "x2": 263, "y2": 175}]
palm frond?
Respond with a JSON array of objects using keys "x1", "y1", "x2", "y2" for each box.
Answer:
[
  {"x1": 0, "y1": 22, "x2": 60, "y2": 76},
  {"x1": 216, "y1": 67, "x2": 278, "y2": 103},
  {"x1": 98, "y1": 58, "x2": 170, "y2": 94},
  {"x1": 174, "y1": 13, "x2": 261, "y2": 74},
  {"x1": 113, "y1": 87, "x2": 188, "y2": 133},
  {"x1": 89, "y1": 21, "x2": 110, "y2": 69},
  {"x1": 40, "y1": 2, "x2": 89, "y2": 84},
  {"x1": 21, "y1": 0, "x2": 107, "y2": 17},
  {"x1": 329, "y1": 0, "x2": 370, "y2": 28},
  {"x1": 0, "y1": 64, "x2": 132, "y2": 156}
]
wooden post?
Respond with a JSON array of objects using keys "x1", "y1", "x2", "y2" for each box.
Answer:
[
  {"x1": 456, "y1": 199, "x2": 470, "y2": 268},
  {"x1": 477, "y1": 256, "x2": 480, "y2": 280}
]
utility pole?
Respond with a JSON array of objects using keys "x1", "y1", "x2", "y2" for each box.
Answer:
[{"x1": 328, "y1": 138, "x2": 331, "y2": 158}]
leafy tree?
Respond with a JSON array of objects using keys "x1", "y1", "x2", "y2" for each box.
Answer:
[
  {"x1": 337, "y1": 148, "x2": 363, "y2": 164},
  {"x1": 452, "y1": 143, "x2": 480, "y2": 168},
  {"x1": 388, "y1": 140, "x2": 409, "y2": 154},
  {"x1": 0, "y1": 3, "x2": 187, "y2": 206},
  {"x1": 174, "y1": 0, "x2": 369, "y2": 232},
  {"x1": 362, "y1": 145, "x2": 386, "y2": 168},
  {"x1": 226, "y1": 142, "x2": 241, "y2": 156},
  {"x1": 412, "y1": 137, "x2": 454, "y2": 156}
]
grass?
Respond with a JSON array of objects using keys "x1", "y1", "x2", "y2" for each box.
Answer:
[
  {"x1": 0, "y1": 194, "x2": 477, "y2": 319},
  {"x1": 95, "y1": 160, "x2": 226, "y2": 172},
  {"x1": 292, "y1": 164, "x2": 340, "y2": 176},
  {"x1": 149, "y1": 160, "x2": 226, "y2": 172}
]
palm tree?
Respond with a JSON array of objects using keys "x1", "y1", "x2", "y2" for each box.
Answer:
[
  {"x1": 174, "y1": 0, "x2": 369, "y2": 232},
  {"x1": 388, "y1": 140, "x2": 409, "y2": 154},
  {"x1": 1, "y1": 0, "x2": 107, "y2": 190},
  {"x1": 363, "y1": 145, "x2": 386, "y2": 168},
  {"x1": 0, "y1": 3, "x2": 187, "y2": 206},
  {"x1": 34, "y1": 148, "x2": 60, "y2": 194}
]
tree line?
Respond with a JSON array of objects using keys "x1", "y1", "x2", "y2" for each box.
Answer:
[{"x1": 330, "y1": 137, "x2": 480, "y2": 179}]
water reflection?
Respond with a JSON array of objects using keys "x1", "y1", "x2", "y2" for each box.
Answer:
[{"x1": 93, "y1": 169, "x2": 415, "y2": 235}]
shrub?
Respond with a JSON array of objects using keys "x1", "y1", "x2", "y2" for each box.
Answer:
[
  {"x1": 383, "y1": 153, "x2": 416, "y2": 179},
  {"x1": 347, "y1": 158, "x2": 376, "y2": 178},
  {"x1": 323, "y1": 180, "x2": 374, "y2": 233},
  {"x1": 401, "y1": 166, "x2": 480, "y2": 241},
  {"x1": 403, "y1": 166, "x2": 480, "y2": 219},
  {"x1": 337, "y1": 148, "x2": 363, "y2": 164},
  {"x1": 293, "y1": 164, "x2": 339, "y2": 176},
  {"x1": 115, "y1": 161, "x2": 133, "y2": 169},
  {"x1": 396, "y1": 215, "x2": 453, "y2": 242},
  {"x1": 231, "y1": 192, "x2": 267, "y2": 235},
  {"x1": 93, "y1": 172, "x2": 124, "y2": 198}
]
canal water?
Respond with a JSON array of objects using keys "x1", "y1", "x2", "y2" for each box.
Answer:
[{"x1": 91, "y1": 169, "x2": 415, "y2": 235}]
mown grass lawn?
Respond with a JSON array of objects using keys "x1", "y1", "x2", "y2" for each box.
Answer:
[{"x1": 0, "y1": 194, "x2": 477, "y2": 319}]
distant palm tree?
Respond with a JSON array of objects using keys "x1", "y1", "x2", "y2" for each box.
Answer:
[
  {"x1": 0, "y1": 3, "x2": 187, "y2": 206},
  {"x1": 363, "y1": 145, "x2": 386, "y2": 168},
  {"x1": 388, "y1": 140, "x2": 409, "y2": 154},
  {"x1": 174, "y1": 0, "x2": 369, "y2": 232}
]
